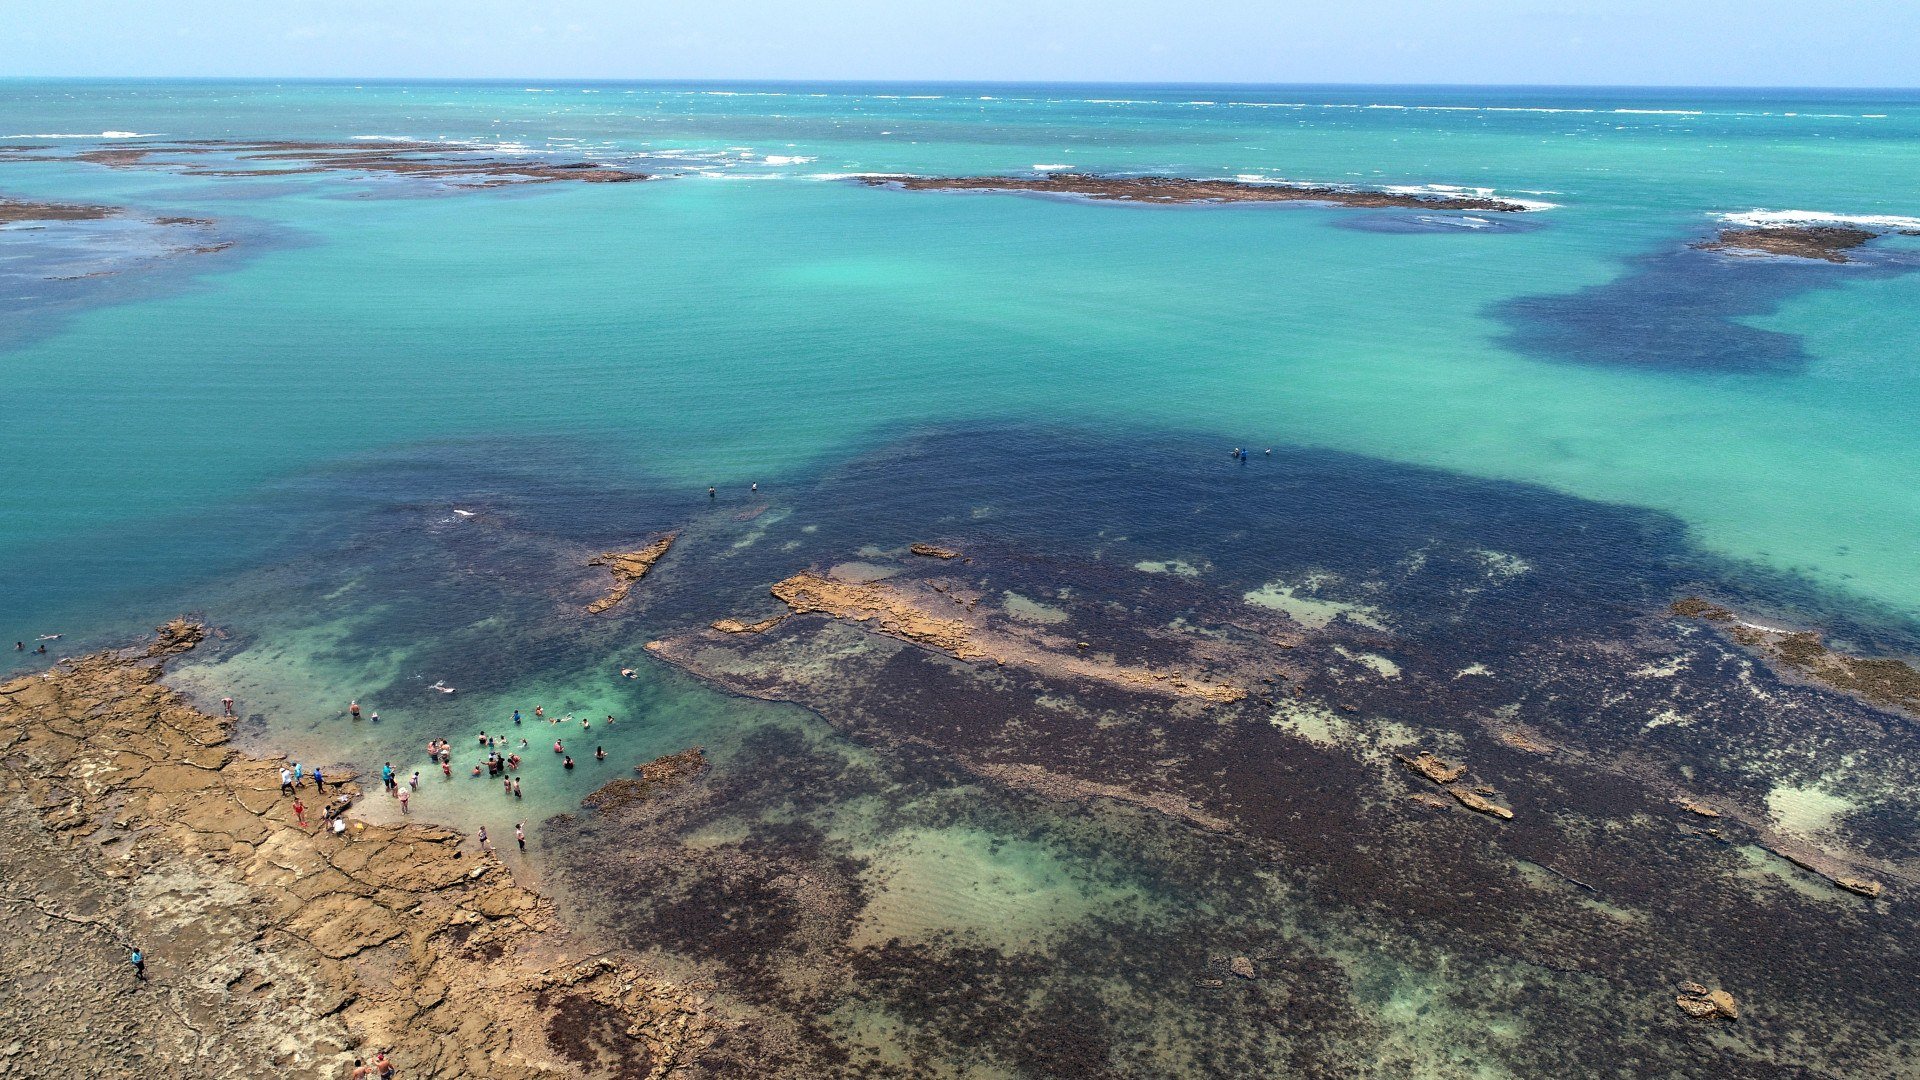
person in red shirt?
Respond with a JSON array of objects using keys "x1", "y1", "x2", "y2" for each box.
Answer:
[{"x1": 291, "y1": 797, "x2": 307, "y2": 828}]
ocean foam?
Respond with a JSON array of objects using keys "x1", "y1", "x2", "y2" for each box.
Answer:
[
  {"x1": 1718, "y1": 209, "x2": 1920, "y2": 231},
  {"x1": 1032, "y1": 164, "x2": 1071, "y2": 171},
  {"x1": 6, "y1": 131, "x2": 158, "y2": 139},
  {"x1": 761, "y1": 155, "x2": 817, "y2": 166}
]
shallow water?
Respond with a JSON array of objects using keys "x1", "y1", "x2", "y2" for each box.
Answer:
[{"x1": 4, "y1": 81, "x2": 1920, "y2": 1076}]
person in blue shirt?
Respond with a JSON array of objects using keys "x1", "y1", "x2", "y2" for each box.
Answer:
[{"x1": 130, "y1": 947, "x2": 145, "y2": 982}]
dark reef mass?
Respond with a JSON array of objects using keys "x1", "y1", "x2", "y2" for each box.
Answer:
[
  {"x1": 200, "y1": 424, "x2": 1917, "y2": 1078},
  {"x1": 861, "y1": 173, "x2": 1537, "y2": 213}
]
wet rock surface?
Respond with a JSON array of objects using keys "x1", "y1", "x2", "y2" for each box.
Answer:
[
  {"x1": 23, "y1": 140, "x2": 652, "y2": 188},
  {"x1": 586, "y1": 534, "x2": 677, "y2": 615},
  {"x1": 105, "y1": 425, "x2": 1920, "y2": 1077},
  {"x1": 1694, "y1": 226, "x2": 1879, "y2": 263},
  {"x1": 1672, "y1": 596, "x2": 1920, "y2": 713},
  {"x1": 0, "y1": 625, "x2": 712, "y2": 1079},
  {"x1": 0, "y1": 196, "x2": 122, "y2": 223},
  {"x1": 862, "y1": 174, "x2": 1536, "y2": 212}
]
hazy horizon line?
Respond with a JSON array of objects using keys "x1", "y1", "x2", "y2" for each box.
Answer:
[{"x1": 3, "y1": 74, "x2": 1918, "y2": 92}]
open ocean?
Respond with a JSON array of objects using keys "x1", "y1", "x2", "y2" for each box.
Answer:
[{"x1": 4, "y1": 81, "x2": 1919, "y2": 1076}]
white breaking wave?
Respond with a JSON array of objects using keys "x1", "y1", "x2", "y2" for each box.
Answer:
[
  {"x1": 5, "y1": 131, "x2": 159, "y2": 139},
  {"x1": 761, "y1": 155, "x2": 816, "y2": 166},
  {"x1": 1032, "y1": 163, "x2": 1071, "y2": 171},
  {"x1": 1382, "y1": 183, "x2": 1559, "y2": 211},
  {"x1": 1718, "y1": 209, "x2": 1920, "y2": 231}
]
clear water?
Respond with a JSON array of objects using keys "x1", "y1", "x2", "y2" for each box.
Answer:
[
  {"x1": 3, "y1": 81, "x2": 1919, "y2": 646},
  {"x1": 5, "y1": 80, "x2": 1919, "y2": 1075}
]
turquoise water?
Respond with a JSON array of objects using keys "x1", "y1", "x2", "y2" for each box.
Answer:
[
  {"x1": 5, "y1": 81, "x2": 1920, "y2": 1075},
  {"x1": 3, "y1": 81, "x2": 1919, "y2": 648}
]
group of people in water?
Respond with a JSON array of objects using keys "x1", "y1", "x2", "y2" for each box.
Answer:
[{"x1": 269, "y1": 695, "x2": 630, "y2": 862}]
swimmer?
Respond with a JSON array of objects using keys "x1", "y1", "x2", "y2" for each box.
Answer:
[
  {"x1": 562, "y1": 756, "x2": 575, "y2": 770},
  {"x1": 594, "y1": 746, "x2": 607, "y2": 761}
]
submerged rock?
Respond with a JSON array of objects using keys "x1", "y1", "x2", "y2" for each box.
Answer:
[
  {"x1": 1228, "y1": 956, "x2": 1256, "y2": 980},
  {"x1": 711, "y1": 614, "x2": 788, "y2": 634},
  {"x1": 909, "y1": 542, "x2": 961, "y2": 559}
]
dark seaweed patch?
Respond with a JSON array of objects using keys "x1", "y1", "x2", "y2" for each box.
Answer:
[{"x1": 1498, "y1": 240, "x2": 1920, "y2": 374}]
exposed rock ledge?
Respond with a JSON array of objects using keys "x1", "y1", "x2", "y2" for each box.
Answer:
[
  {"x1": 1671, "y1": 597, "x2": 1920, "y2": 714},
  {"x1": 861, "y1": 174, "x2": 1535, "y2": 212},
  {"x1": 746, "y1": 571, "x2": 1245, "y2": 703},
  {"x1": 0, "y1": 196, "x2": 121, "y2": 224},
  {"x1": 1693, "y1": 226, "x2": 1879, "y2": 263},
  {"x1": 1675, "y1": 982, "x2": 1740, "y2": 1022},
  {"x1": 0, "y1": 621, "x2": 712, "y2": 1078},
  {"x1": 1396, "y1": 751, "x2": 1514, "y2": 819},
  {"x1": 63, "y1": 140, "x2": 652, "y2": 188},
  {"x1": 586, "y1": 533, "x2": 676, "y2": 614}
]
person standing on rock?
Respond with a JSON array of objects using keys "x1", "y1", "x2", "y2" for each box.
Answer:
[
  {"x1": 311, "y1": 765, "x2": 325, "y2": 791},
  {"x1": 381, "y1": 762, "x2": 395, "y2": 794},
  {"x1": 222, "y1": 696, "x2": 235, "y2": 716},
  {"x1": 292, "y1": 797, "x2": 307, "y2": 828},
  {"x1": 130, "y1": 947, "x2": 145, "y2": 982},
  {"x1": 476, "y1": 825, "x2": 490, "y2": 850},
  {"x1": 280, "y1": 767, "x2": 294, "y2": 795},
  {"x1": 349, "y1": 1059, "x2": 372, "y2": 1080},
  {"x1": 374, "y1": 1051, "x2": 396, "y2": 1079}
]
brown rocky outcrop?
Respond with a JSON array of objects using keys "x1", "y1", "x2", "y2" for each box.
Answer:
[
  {"x1": 862, "y1": 174, "x2": 1535, "y2": 212},
  {"x1": 1675, "y1": 983, "x2": 1740, "y2": 1021},
  {"x1": 1695, "y1": 226, "x2": 1877, "y2": 263},
  {"x1": 909, "y1": 543, "x2": 960, "y2": 559},
  {"x1": 67, "y1": 140, "x2": 650, "y2": 188},
  {"x1": 1396, "y1": 752, "x2": 1513, "y2": 819},
  {"x1": 1397, "y1": 751, "x2": 1468, "y2": 785},
  {"x1": 0, "y1": 625, "x2": 711, "y2": 1078},
  {"x1": 757, "y1": 571, "x2": 1244, "y2": 703},
  {"x1": 710, "y1": 615, "x2": 787, "y2": 635},
  {"x1": 769, "y1": 572, "x2": 984, "y2": 659},
  {"x1": 586, "y1": 534, "x2": 676, "y2": 615},
  {"x1": 0, "y1": 196, "x2": 121, "y2": 223},
  {"x1": 1672, "y1": 597, "x2": 1920, "y2": 713}
]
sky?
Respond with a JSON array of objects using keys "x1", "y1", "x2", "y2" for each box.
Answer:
[{"x1": 4, "y1": 0, "x2": 1919, "y2": 86}]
